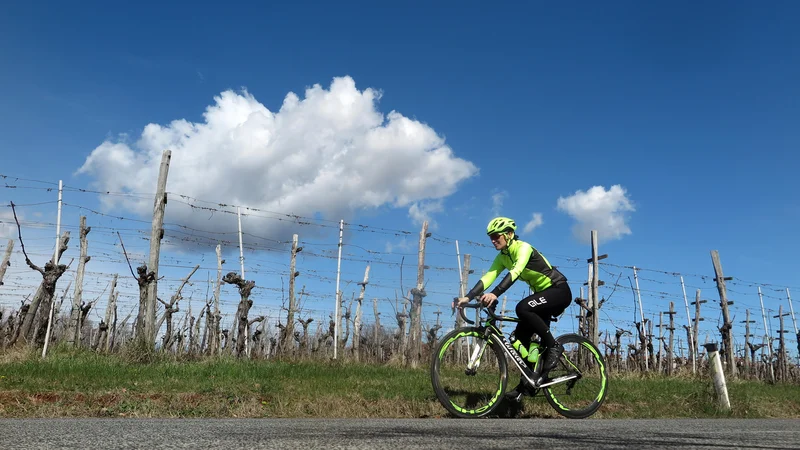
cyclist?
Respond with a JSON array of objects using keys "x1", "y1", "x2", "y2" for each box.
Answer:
[{"x1": 455, "y1": 216, "x2": 573, "y2": 400}]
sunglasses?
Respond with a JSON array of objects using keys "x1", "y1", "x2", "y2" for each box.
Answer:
[{"x1": 489, "y1": 233, "x2": 504, "y2": 241}]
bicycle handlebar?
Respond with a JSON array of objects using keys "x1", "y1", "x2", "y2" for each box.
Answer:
[{"x1": 452, "y1": 298, "x2": 518, "y2": 325}]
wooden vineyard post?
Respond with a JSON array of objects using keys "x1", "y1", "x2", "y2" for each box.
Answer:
[
  {"x1": 144, "y1": 150, "x2": 171, "y2": 348},
  {"x1": 774, "y1": 306, "x2": 790, "y2": 381},
  {"x1": 407, "y1": 221, "x2": 429, "y2": 368},
  {"x1": 710, "y1": 250, "x2": 737, "y2": 378},
  {"x1": 741, "y1": 309, "x2": 755, "y2": 376},
  {"x1": 665, "y1": 302, "x2": 676, "y2": 375},
  {"x1": 0, "y1": 239, "x2": 13, "y2": 286}
]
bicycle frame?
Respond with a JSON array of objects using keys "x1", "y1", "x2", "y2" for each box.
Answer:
[{"x1": 457, "y1": 302, "x2": 581, "y2": 390}]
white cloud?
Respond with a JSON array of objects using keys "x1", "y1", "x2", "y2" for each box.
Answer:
[
  {"x1": 0, "y1": 209, "x2": 19, "y2": 240},
  {"x1": 491, "y1": 191, "x2": 507, "y2": 217},
  {"x1": 556, "y1": 185, "x2": 634, "y2": 243},
  {"x1": 522, "y1": 212, "x2": 543, "y2": 234},
  {"x1": 408, "y1": 200, "x2": 443, "y2": 229},
  {"x1": 76, "y1": 76, "x2": 478, "y2": 244},
  {"x1": 385, "y1": 237, "x2": 413, "y2": 254}
]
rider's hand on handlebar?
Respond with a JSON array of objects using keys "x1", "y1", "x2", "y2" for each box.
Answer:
[
  {"x1": 479, "y1": 293, "x2": 497, "y2": 307},
  {"x1": 454, "y1": 297, "x2": 470, "y2": 308}
]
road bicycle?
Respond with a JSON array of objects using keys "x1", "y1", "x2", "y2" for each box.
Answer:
[{"x1": 430, "y1": 300, "x2": 608, "y2": 419}]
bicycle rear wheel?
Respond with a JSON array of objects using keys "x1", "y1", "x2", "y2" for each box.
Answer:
[
  {"x1": 543, "y1": 333, "x2": 608, "y2": 419},
  {"x1": 430, "y1": 327, "x2": 508, "y2": 418}
]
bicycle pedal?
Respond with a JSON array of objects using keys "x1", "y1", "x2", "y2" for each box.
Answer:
[{"x1": 505, "y1": 392, "x2": 524, "y2": 403}]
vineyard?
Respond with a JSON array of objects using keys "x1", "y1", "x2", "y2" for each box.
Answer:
[{"x1": 1, "y1": 151, "x2": 799, "y2": 386}]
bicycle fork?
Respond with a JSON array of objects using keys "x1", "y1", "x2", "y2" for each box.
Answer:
[{"x1": 465, "y1": 335, "x2": 487, "y2": 375}]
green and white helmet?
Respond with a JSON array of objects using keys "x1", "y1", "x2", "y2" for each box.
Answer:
[{"x1": 486, "y1": 217, "x2": 516, "y2": 235}]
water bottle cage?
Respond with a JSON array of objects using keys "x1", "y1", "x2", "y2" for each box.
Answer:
[{"x1": 512, "y1": 340, "x2": 541, "y2": 363}]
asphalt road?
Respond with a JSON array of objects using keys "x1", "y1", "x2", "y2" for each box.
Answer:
[{"x1": 3, "y1": 418, "x2": 799, "y2": 449}]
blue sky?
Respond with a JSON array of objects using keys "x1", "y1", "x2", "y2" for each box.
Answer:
[{"x1": 1, "y1": 1, "x2": 799, "y2": 357}]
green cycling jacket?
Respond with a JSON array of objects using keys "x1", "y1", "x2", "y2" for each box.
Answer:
[{"x1": 468, "y1": 238, "x2": 567, "y2": 298}]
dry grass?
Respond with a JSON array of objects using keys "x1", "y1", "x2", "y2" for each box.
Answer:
[{"x1": 0, "y1": 346, "x2": 38, "y2": 364}]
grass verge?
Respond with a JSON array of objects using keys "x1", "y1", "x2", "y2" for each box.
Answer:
[{"x1": 1, "y1": 347, "x2": 798, "y2": 419}]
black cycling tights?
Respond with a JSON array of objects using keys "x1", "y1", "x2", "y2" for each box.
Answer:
[{"x1": 513, "y1": 283, "x2": 573, "y2": 349}]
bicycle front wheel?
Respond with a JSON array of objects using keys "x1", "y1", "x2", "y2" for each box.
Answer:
[
  {"x1": 430, "y1": 327, "x2": 508, "y2": 418},
  {"x1": 543, "y1": 333, "x2": 609, "y2": 419}
]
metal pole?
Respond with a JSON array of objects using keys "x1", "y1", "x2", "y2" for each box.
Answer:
[
  {"x1": 758, "y1": 286, "x2": 775, "y2": 381},
  {"x1": 580, "y1": 285, "x2": 584, "y2": 336},
  {"x1": 758, "y1": 287, "x2": 772, "y2": 348},
  {"x1": 334, "y1": 219, "x2": 343, "y2": 359},
  {"x1": 52, "y1": 180, "x2": 63, "y2": 264},
  {"x1": 680, "y1": 276, "x2": 696, "y2": 373},
  {"x1": 590, "y1": 230, "x2": 599, "y2": 347},
  {"x1": 787, "y1": 288, "x2": 799, "y2": 365},
  {"x1": 237, "y1": 207, "x2": 245, "y2": 278},
  {"x1": 42, "y1": 180, "x2": 63, "y2": 358},
  {"x1": 455, "y1": 240, "x2": 464, "y2": 297},
  {"x1": 787, "y1": 288, "x2": 798, "y2": 335},
  {"x1": 587, "y1": 262, "x2": 593, "y2": 338},
  {"x1": 633, "y1": 266, "x2": 648, "y2": 370},
  {"x1": 236, "y1": 207, "x2": 247, "y2": 356}
]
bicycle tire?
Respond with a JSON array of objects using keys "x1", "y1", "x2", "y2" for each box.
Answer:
[
  {"x1": 430, "y1": 326, "x2": 508, "y2": 418},
  {"x1": 543, "y1": 333, "x2": 609, "y2": 419}
]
